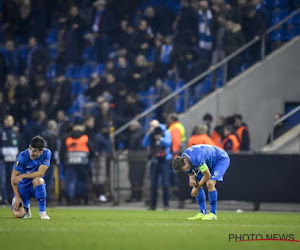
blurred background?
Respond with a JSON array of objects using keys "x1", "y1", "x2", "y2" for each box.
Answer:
[{"x1": 0, "y1": 0, "x2": 299, "y2": 211}]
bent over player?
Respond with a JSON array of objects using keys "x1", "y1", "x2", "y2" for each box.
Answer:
[
  {"x1": 11, "y1": 135, "x2": 51, "y2": 219},
  {"x1": 172, "y1": 144, "x2": 230, "y2": 220}
]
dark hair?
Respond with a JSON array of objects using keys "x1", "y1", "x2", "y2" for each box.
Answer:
[
  {"x1": 30, "y1": 136, "x2": 45, "y2": 151},
  {"x1": 203, "y1": 113, "x2": 213, "y2": 122},
  {"x1": 168, "y1": 113, "x2": 179, "y2": 122},
  {"x1": 172, "y1": 157, "x2": 185, "y2": 174}
]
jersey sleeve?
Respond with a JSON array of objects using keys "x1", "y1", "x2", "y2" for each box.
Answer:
[
  {"x1": 13, "y1": 154, "x2": 25, "y2": 172},
  {"x1": 41, "y1": 150, "x2": 52, "y2": 167}
]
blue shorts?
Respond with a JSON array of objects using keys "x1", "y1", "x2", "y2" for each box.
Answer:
[
  {"x1": 12, "y1": 184, "x2": 36, "y2": 209},
  {"x1": 196, "y1": 156, "x2": 230, "y2": 182}
]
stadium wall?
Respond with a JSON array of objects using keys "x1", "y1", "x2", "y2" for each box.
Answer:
[
  {"x1": 217, "y1": 153, "x2": 300, "y2": 202},
  {"x1": 180, "y1": 36, "x2": 300, "y2": 151}
]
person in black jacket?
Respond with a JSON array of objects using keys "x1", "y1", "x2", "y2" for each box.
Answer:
[
  {"x1": 126, "y1": 121, "x2": 146, "y2": 202},
  {"x1": 0, "y1": 115, "x2": 19, "y2": 204}
]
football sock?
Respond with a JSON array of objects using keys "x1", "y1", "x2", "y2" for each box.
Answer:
[
  {"x1": 208, "y1": 190, "x2": 218, "y2": 215},
  {"x1": 196, "y1": 188, "x2": 207, "y2": 214},
  {"x1": 35, "y1": 184, "x2": 47, "y2": 212}
]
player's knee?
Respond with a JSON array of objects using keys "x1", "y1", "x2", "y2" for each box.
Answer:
[
  {"x1": 206, "y1": 180, "x2": 216, "y2": 191},
  {"x1": 32, "y1": 177, "x2": 45, "y2": 187},
  {"x1": 12, "y1": 207, "x2": 25, "y2": 218}
]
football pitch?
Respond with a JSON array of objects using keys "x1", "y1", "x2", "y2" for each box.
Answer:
[{"x1": 0, "y1": 208, "x2": 300, "y2": 250}]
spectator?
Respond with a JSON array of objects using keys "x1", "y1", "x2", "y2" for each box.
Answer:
[
  {"x1": 197, "y1": 0, "x2": 213, "y2": 61},
  {"x1": 144, "y1": 5, "x2": 175, "y2": 36},
  {"x1": 127, "y1": 54, "x2": 149, "y2": 93},
  {"x1": 224, "y1": 20, "x2": 245, "y2": 80},
  {"x1": 242, "y1": 6, "x2": 267, "y2": 65},
  {"x1": 115, "y1": 91, "x2": 145, "y2": 129},
  {"x1": 188, "y1": 124, "x2": 216, "y2": 147},
  {"x1": 42, "y1": 120, "x2": 58, "y2": 203},
  {"x1": 233, "y1": 114, "x2": 250, "y2": 151},
  {"x1": 142, "y1": 119, "x2": 172, "y2": 210},
  {"x1": 203, "y1": 113, "x2": 213, "y2": 136},
  {"x1": 158, "y1": 36, "x2": 174, "y2": 76},
  {"x1": 154, "y1": 78, "x2": 175, "y2": 123},
  {"x1": 92, "y1": 0, "x2": 118, "y2": 62},
  {"x1": 222, "y1": 124, "x2": 240, "y2": 153},
  {"x1": 60, "y1": 121, "x2": 93, "y2": 205},
  {"x1": 0, "y1": 115, "x2": 19, "y2": 204},
  {"x1": 27, "y1": 36, "x2": 49, "y2": 81},
  {"x1": 0, "y1": 92, "x2": 7, "y2": 123},
  {"x1": 266, "y1": 113, "x2": 290, "y2": 144},
  {"x1": 132, "y1": 19, "x2": 153, "y2": 57},
  {"x1": 5, "y1": 40, "x2": 22, "y2": 75},
  {"x1": 167, "y1": 113, "x2": 186, "y2": 156},
  {"x1": 31, "y1": 0, "x2": 49, "y2": 43},
  {"x1": 22, "y1": 110, "x2": 46, "y2": 149},
  {"x1": 167, "y1": 112, "x2": 188, "y2": 209},
  {"x1": 62, "y1": 5, "x2": 85, "y2": 66},
  {"x1": 92, "y1": 120, "x2": 113, "y2": 202},
  {"x1": 85, "y1": 73, "x2": 104, "y2": 102},
  {"x1": 14, "y1": 75, "x2": 32, "y2": 125},
  {"x1": 115, "y1": 56, "x2": 129, "y2": 83},
  {"x1": 0, "y1": 51, "x2": 7, "y2": 91},
  {"x1": 126, "y1": 121, "x2": 146, "y2": 202},
  {"x1": 173, "y1": 0, "x2": 198, "y2": 48},
  {"x1": 211, "y1": 116, "x2": 225, "y2": 148},
  {"x1": 52, "y1": 75, "x2": 72, "y2": 113}
]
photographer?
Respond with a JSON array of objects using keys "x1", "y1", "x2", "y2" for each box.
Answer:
[{"x1": 142, "y1": 120, "x2": 172, "y2": 210}]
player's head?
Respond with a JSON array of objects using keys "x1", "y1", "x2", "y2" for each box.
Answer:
[
  {"x1": 172, "y1": 156, "x2": 190, "y2": 174},
  {"x1": 29, "y1": 135, "x2": 45, "y2": 159}
]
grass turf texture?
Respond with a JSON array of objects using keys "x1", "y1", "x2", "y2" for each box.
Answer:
[{"x1": 0, "y1": 208, "x2": 300, "y2": 250}]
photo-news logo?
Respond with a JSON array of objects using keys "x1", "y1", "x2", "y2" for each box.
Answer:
[{"x1": 229, "y1": 233, "x2": 300, "y2": 243}]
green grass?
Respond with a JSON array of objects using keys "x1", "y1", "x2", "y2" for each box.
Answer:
[{"x1": 0, "y1": 208, "x2": 300, "y2": 250}]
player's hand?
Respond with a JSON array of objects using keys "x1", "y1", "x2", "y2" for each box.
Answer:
[
  {"x1": 14, "y1": 197, "x2": 24, "y2": 211},
  {"x1": 189, "y1": 177, "x2": 197, "y2": 187},
  {"x1": 13, "y1": 176, "x2": 23, "y2": 184},
  {"x1": 191, "y1": 187, "x2": 199, "y2": 197}
]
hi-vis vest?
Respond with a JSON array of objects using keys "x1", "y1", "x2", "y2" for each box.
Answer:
[
  {"x1": 65, "y1": 135, "x2": 90, "y2": 165},
  {"x1": 222, "y1": 134, "x2": 240, "y2": 153},
  {"x1": 169, "y1": 121, "x2": 186, "y2": 155},
  {"x1": 169, "y1": 122, "x2": 186, "y2": 142},
  {"x1": 236, "y1": 125, "x2": 248, "y2": 144}
]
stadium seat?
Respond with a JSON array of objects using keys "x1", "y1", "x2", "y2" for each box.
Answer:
[
  {"x1": 46, "y1": 64, "x2": 60, "y2": 80},
  {"x1": 64, "y1": 64, "x2": 80, "y2": 79},
  {"x1": 272, "y1": 10, "x2": 288, "y2": 25},
  {"x1": 94, "y1": 63, "x2": 106, "y2": 76},
  {"x1": 82, "y1": 46, "x2": 97, "y2": 62},
  {"x1": 78, "y1": 63, "x2": 96, "y2": 79},
  {"x1": 271, "y1": 0, "x2": 289, "y2": 9},
  {"x1": 18, "y1": 46, "x2": 28, "y2": 62},
  {"x1": 203, "y1": 78, "x2": 212, "y2": 95},
  {"x1": 269, "y1": 27, "x2": 285, "y2": 42},
  {"x1": 49, "y1": 47, "x2": 58, "y2": 62},
  {"x1": 46, "y1": 29, "x2": 58, "y2": 46},
  {"x1": 284, "y1": 24, "x2": 299, "y2": 41}
]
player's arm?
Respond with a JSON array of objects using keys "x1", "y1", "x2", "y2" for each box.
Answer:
[
  {"x1": 12, "y1": 165, "x2": 49, "y2": 184},
  {"x1": 188, "y1": 172, "x2": 197, "y2": 187},
  {"x1": 195, "y1": 166, "x2": 212, "y2": 189},
  {"x1": 191, "y1": 164, "x2": 212, "y2": 197},
  {"x1": 11, "y1": 169, "x2": 24, "y2": 210}
]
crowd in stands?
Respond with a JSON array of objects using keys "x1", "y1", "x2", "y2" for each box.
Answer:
[{"x1": 0, "y1": 0, "x2": 298, "y2": 205}]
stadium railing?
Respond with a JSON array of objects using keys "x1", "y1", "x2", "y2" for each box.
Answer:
[
  {"x1": 109, "y1": 8, "x2": 300, "y2": 204},
  {"x1": 112, "y1": 8, "x2": 300, "y2": 140},
  {"x1": 269, "y1": 104, "x2": 300, "y2": 146}
]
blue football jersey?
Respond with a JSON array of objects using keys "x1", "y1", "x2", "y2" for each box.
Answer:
[
  {"x1": 13, "y1": 148, "x2": 52, "y2": 188},
  {"x1": 181, "y1": 144, "x2": 228, "y2": 175}
]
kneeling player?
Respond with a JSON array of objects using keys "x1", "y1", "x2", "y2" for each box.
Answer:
[
  {"x1": 172, "y1": 144, "x2": 230, "y2": 220},
  {"x1": 11, "y1": 136, "x2": 51, "y2": 219}
]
